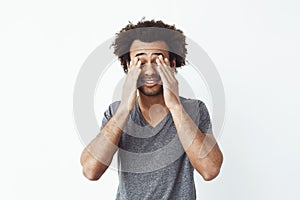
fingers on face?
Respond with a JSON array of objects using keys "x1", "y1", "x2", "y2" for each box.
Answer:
[
  {"x1": 156, "y1": 55, "x2": 175, "y2": 82},
  {"x1": 128, "y1": 57, "x2": 141, "y2": 72},
  {"x1": 157, "y1": 55, "x2": 167, "y2": 67},
  {"x1": 164, "y1": 57, "x2": 171, "y2": 67}
]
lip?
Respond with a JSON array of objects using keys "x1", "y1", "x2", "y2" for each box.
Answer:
[{"x1": 143, "y1": 79, "x2": 160, "y2": 87}]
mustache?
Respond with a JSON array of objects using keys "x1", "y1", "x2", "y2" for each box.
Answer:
[{"x1": 139, "y1": 74, "x2": 161, "y2": 81}]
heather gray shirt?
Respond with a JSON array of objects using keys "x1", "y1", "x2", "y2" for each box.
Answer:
[{"x1": 101, "y1": 97, "x2": 212, "y2": 200}]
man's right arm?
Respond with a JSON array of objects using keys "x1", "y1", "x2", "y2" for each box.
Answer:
[
  {"x1": 80, "y1": 106, "x2": 129, "y2": 180},
  {"x1": 80, "y1": 57, "x2": 141, "y2": 180}
]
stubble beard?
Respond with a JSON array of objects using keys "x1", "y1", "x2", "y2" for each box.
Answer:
[
  {"x1": 138, "y1": 85, "x2": 163, "y2": 96},
  {"x1": 137, "y1": 74, "x2": 163, "y2": 96}
]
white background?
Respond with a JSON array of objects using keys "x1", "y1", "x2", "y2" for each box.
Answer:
[{"x1": 1, "y1": 0, "x2": 300, "y2": 199}]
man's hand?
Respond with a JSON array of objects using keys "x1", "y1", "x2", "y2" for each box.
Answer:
[
  {"x1": 120, "y1": 57, "x2": 142, "y2": 113},
  {"x1": 156, "y1": 55, "x2": 181, "y2": 111}
]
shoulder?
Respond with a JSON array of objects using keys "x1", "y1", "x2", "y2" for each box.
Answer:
[
  {"x1": 104, "y1": 101, "x2": 121, "y2": 118},
  {"x1": 179, "y1": 96, "x2": 207, "y2": 110},
  {"x1": 179, "y1": 96, "x2": 211, "y2": 120},
  {"x1": 100, "y1": 101, "x2": 121, "y2": 128},
  {"x1": 179, "y1": 96, "x2": 212, "y2": 133},
  {"x1": 109, "y1": 101, "x2": 121, "y2": 111}
]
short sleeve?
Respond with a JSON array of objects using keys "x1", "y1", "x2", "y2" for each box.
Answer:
[
  {"x1": 198, "y1": 101, "x2": 213, "y2": 134},
  {"x1": 100, "y1": 101, "x2": 121, "y2": 130},
  {"x1": 180, "y1": 97, "x2": 213, "y2": 134}
]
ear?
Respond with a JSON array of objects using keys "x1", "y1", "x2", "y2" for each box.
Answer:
[
  {"x1": 126, "y1": 59, "x2": 132, "y2": 69},
  {"x1": 171, "y1": 59, "x2": 176, "y2": 69}
]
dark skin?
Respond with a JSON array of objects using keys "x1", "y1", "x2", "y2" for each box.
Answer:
[{"x1": 80, "y1": 40, "x2": 223, "y2": 181}]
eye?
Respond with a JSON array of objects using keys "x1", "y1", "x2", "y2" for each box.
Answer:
[{"x1": 140, "y1": 63, "x2": 146, "y2": 68}]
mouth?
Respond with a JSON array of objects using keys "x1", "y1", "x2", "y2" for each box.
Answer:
[
  {"x1": 144, "y1": 79, "x2": 160, "y2": 87},
  {"x1": 139, "y1": 75, "x2": 161, "y2": 87}
]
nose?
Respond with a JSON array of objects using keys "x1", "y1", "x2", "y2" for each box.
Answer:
[{"x1": 142, "y1": 63, "x2": 157, "y2": 76}]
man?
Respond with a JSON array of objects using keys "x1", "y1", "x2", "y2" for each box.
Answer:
[{"x1": 80, "y1": 20, "x2": 223, "y2": 199}]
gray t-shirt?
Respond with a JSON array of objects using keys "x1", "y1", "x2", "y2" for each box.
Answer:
[{"x1": 101, "y1": 97, "x2": 212, "y2": 200}]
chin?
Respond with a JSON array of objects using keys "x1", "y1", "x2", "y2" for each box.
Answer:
[{"x1": 138, "y1": 85, "x2": 163, "y2": 96}]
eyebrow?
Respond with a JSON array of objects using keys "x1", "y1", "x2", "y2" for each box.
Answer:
[{"x1": 135, "y1": 52, "x2": 164, "y2": 57}]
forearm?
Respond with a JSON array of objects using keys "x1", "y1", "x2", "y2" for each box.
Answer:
[
  {"x1": 80, "y1": 106, "x2": 129, "y2": 180},
  {"x1": 170, "y1": 105, "x2": 223, "y2": 181}
]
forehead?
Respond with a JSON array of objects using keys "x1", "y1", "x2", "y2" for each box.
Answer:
[{"x1": 129, "y1": 40, "x2": 169, "y2": 58}]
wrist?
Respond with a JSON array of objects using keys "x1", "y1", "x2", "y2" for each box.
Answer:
[
  {"x1": 109, "y1": 105, "x2": 130, "y2": 130},
  {"x1": 169, "y1": 103, "x2": 184, "y2": 114},
  {"x1": 116, "y1": 104, "x2": 130, "y2": 118}
]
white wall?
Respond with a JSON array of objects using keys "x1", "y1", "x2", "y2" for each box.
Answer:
[{"x1": 1, "y1": 0, "x2": 299, "y2": 199}]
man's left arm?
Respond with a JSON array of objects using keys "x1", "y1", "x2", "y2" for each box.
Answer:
[
  {"x1": 156, "y1": 55, "x2": 223, "y2": 181},
  {"x1": 170, "y1": 104, "x2": 223, "y2": 181}
]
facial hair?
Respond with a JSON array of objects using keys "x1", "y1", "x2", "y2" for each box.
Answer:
[{"x1": 137, "y1": 74, "x2": 163, "y2": 96}]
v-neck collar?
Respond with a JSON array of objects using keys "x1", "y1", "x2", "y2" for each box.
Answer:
[{"x1": 134, "y1": 98, "x2": 171, "y2": 130}]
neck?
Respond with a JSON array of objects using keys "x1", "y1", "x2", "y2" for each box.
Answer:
[
  {"x1": 138, "y1": 92, "x2": 166, "y2": 110},
  {"x1": 138, "y1": 92, "x2": 169, "y2": 127}
]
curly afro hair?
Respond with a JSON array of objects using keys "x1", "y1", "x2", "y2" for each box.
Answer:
[{"x1": 111, "y1": 19, "x2": 187, "y2": 73}]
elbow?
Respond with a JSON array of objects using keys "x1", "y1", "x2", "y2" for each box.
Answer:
[
  {"x1": 199, "y1": 155, "x2": 223, "y2": 181},
  {"x1": 80, "y1": 150, "x2": 107, "y2": 181},
  {"x1": 202, "y1": 167, "x2": 221, "y2": 181},
  {"x1": 81, "y1": 159, "x2": 106, "y2": 181},
  {"x1": 82, "y1": 166, "x2": 102, "y2": 181}
]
